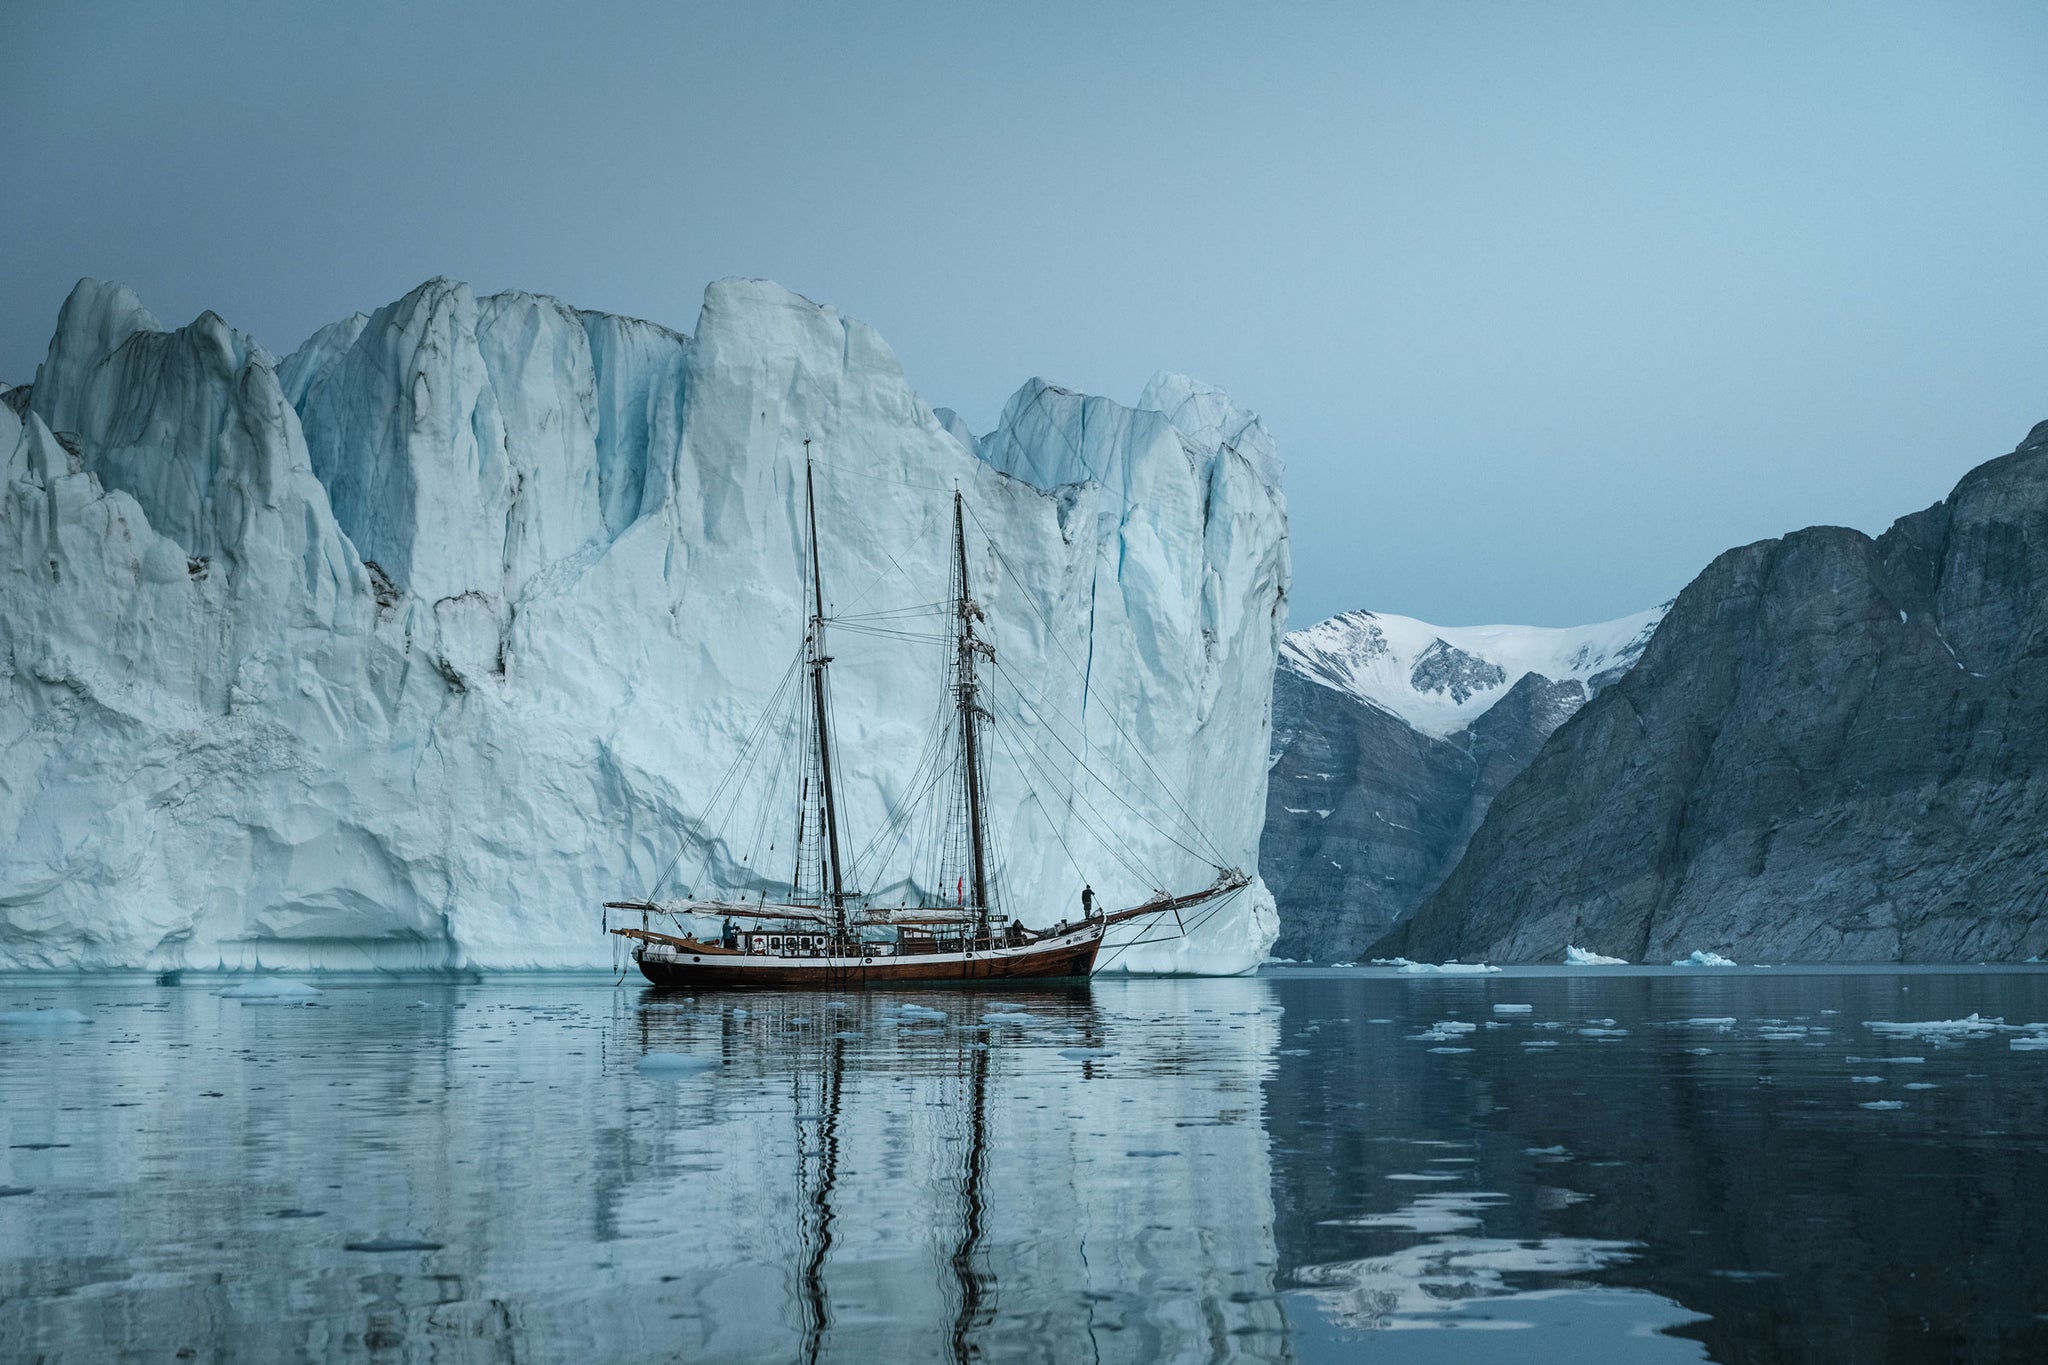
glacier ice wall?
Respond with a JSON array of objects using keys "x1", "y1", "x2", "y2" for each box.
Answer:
[{"x1": 0, "y1": 276, "x2": 1288, "y2": 972}]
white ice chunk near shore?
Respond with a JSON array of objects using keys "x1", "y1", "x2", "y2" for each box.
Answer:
[
  {"x1": 1375, "y1": 958, "x2": 1502, "y2": 974},
  {"x1": 215, "y1": 979, "x2": 322, "y2": 1003},
  {"x1": 1565, "y1": 946, "x2": 1628, "y2": 966},
  {"x1": 1672, "y1": 951, "x2": 1738, "y2": 968},
  {"x1": 1864, "y1": 1014, "x2": 2013, "y2": 1041}
]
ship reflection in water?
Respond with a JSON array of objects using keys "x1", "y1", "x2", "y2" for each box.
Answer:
[{"x1": 4, "y1": 969, "x2": 2048, "y2": 1361}]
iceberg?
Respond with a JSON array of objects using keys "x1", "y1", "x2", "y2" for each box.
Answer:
[
  {"x1": 1564, "y1": 946, "x2": 1628, "y2": 965},
  {"x1": 1672, "y1": 950, "x2": 1738, "y2": 967},
  {"x1": 0, "y1": 278, "x2": 1288, "y2": 973}
]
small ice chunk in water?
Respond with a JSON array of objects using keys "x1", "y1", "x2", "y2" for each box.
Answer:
[
  {"x1": 1860, "y1": 1100, "x2": 1906, "y2": 1111},
  {"x1": 0, "y1": 1008, "x2": 92, "y2": 1026},
  {"x1": 1492, "y1": 1004, "x2": 1534, "y2": 1014},
  {"x1": 1410, "y1": 1021, "x2": 1479, "y2": 1041},
  {"x1": 1565, "y1": 946, "x2": 1628, "y2": 965},
  {"x1": 636, "y1": 1053, "x2": 720, "y2": 1075},
  {"x1": 897, "y1": 1004, "x2": 947, "y2": 1021},
  {"x1": 1399, "y1": 961, "x2": 1501, "y2": 974},
  {"x1": 216, "y1": 979, "x2": 321, "y2": 1002},
  {"x1": 1683, "y1": 1047, "x2": 1714, "y2": 1055},
  {"x1": 1428, "y1": 1046, "x2": 1476, "y2": 1054},
  {"x1": 1059, "y1": 1047, "x2": 1116, "y2": 1060},
  {"x1": 1522, "y1": 1040, "x2": 1560, "y2": 1048},
  {"x1": 1904, "y1": 1083, "x2": 1940, "y2": 1090},
  {"x1": 2012, "y1": 1036, "x2": 2048, "y2": 1051},
  {"x1": 1849, "y1": 1075, "x2": 1884, "y2": 1084},
  {"x1": 1672, "y1": 951, "x2": 1737, "y2": 967}
]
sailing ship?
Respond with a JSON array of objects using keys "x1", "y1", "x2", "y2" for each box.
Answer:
[{"x1": 605, "y1": 448, "x2": 1248, "y2": 987}]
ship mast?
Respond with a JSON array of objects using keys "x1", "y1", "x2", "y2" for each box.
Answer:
[
  {"x1": 953, "y1": 491, "x2": 993, "y2": 938},
  {"x1": 806, "y1": 447, "x2": 848, "y2": 943}
]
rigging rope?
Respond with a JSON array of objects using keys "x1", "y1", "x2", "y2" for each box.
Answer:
[{"x1": 962, "y1": 500, "x2": 1230, "y2": 866}]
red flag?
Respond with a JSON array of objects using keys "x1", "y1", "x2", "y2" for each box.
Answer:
[{"x1": 956, "y1": 877, "x2": 964, "y2": 905}]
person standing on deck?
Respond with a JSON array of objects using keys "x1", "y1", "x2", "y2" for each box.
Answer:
[{"x1": 1081, "y1": 885, "x2": 1095, "y2": 920}]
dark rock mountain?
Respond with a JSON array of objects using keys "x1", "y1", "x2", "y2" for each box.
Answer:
[
  {"x1": 1263, "y1": 668, "x2": 1589, "y2": 960},
  {"x1": 1260, "y1": 607, "x2": 1663, "y2": 961},
  {"x1": 1382, "y1": 422, "x2": 2048, "y2": 965}
]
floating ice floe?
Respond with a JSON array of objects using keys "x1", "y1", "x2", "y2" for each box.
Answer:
[
  {"x1": 0, "y1": 1008, "x2": 92, "y2": 1026},
  {"x1": 982, "y1": 1011, "x2": 1049, "y2": 1026},
  {"x1": 1491, "y1": 1003, "x2": 1534, "y2": 1014},
  {"x1": 1848, "y1": 1075, "x2": 1884, "y2": 1084},
  {"x1": 1865, "y1": 1014, "x2": 2010, "y2": 1041},
  {"x1": 1669, "y1": 1017, "x2": 1737, "y2": 1029},
  {"x1": 2013, "y1": 1036, "x2": 2048, "y2": 1051},
  {"x1": 1522, "y1": 1040, "x2": 1560, "y2": 1048},
  {"x1": 1374, "y1": 958, "x2": 1501, "y2": 974},
  {"x1": 1682, "y1": 1047, "x2": 1714, "y2": 1056},
  {"x1": 1564, "y1": 946, "x2": 1628, "y2": 966},
  {"x1": 895, "y1": 1004, "x2": 947, "y2": 1022},
  {"x1": 216, "y1": 979, "x2": 322, "y2": 1003},
  {"x1": 1410, "y1": 1021, "x2": 1479, "y2": 1041},
  {"x1": 1672, "y1": 951, "x2": 1737, "y2": 968},
  {"x1": 1859, "y1": 1100, "x2": 1906, "y2": 1111},
  {"x1": 636, "y1": 1053, "x2": 721, "y2": 1075}
]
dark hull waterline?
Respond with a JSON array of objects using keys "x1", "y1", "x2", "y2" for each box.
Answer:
[{"x1": 630, "y1": 925, "x2": 1105, "y2": 989}]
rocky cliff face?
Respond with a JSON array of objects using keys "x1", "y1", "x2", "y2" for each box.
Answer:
[
  {"x1": 1387, "y1": 423, "x2": 2048, "y2": 964},
  {"x1": 0, "y1": 278, "x2": 1289, "y2": 973},
  {"x1": 1261, "y1": 609, "x2": 1660, "y2": 960}
]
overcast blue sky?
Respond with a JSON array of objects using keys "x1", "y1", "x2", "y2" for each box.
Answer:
[{"x1": 6, "y1": 1, "x2": 2046, "y2": 627}]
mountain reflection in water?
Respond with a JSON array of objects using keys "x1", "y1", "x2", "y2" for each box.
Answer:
[{"x1": 1, "y1": 969, "x2": 2045, "y2": 1362}]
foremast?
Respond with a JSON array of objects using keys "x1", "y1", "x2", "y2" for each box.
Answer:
[{"x1": 805, "y1": 447, "x2": 849, "y2": 945}]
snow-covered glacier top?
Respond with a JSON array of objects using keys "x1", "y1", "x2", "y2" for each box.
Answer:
[
  {"x1": 0, "y1": 275, "x2": 1288, "y2": 974},
  {"x1": 1281, "y1": 605, "x2": 1666, "y2": 737}
]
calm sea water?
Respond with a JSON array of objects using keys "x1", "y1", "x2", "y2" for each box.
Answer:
[{"x1": 2, "y1": 967, "x2": 2045, "y2": 1363}]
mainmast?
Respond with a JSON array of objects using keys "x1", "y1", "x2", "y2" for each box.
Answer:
[
  {"x1": 952, "y1": 491, "x2": 993, "y2": 936},
  {"x1": 806, "y1": 447, "x2": 848, "y2": 942}
]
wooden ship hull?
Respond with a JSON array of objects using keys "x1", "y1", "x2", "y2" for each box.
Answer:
[{"x1": 619, "y1": 921, "x2": 1107, "y2": 989}]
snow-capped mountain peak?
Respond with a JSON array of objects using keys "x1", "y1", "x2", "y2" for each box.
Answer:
[{"x1": 1280, "y1": 605, "x2": 1667, "y2": 738}]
